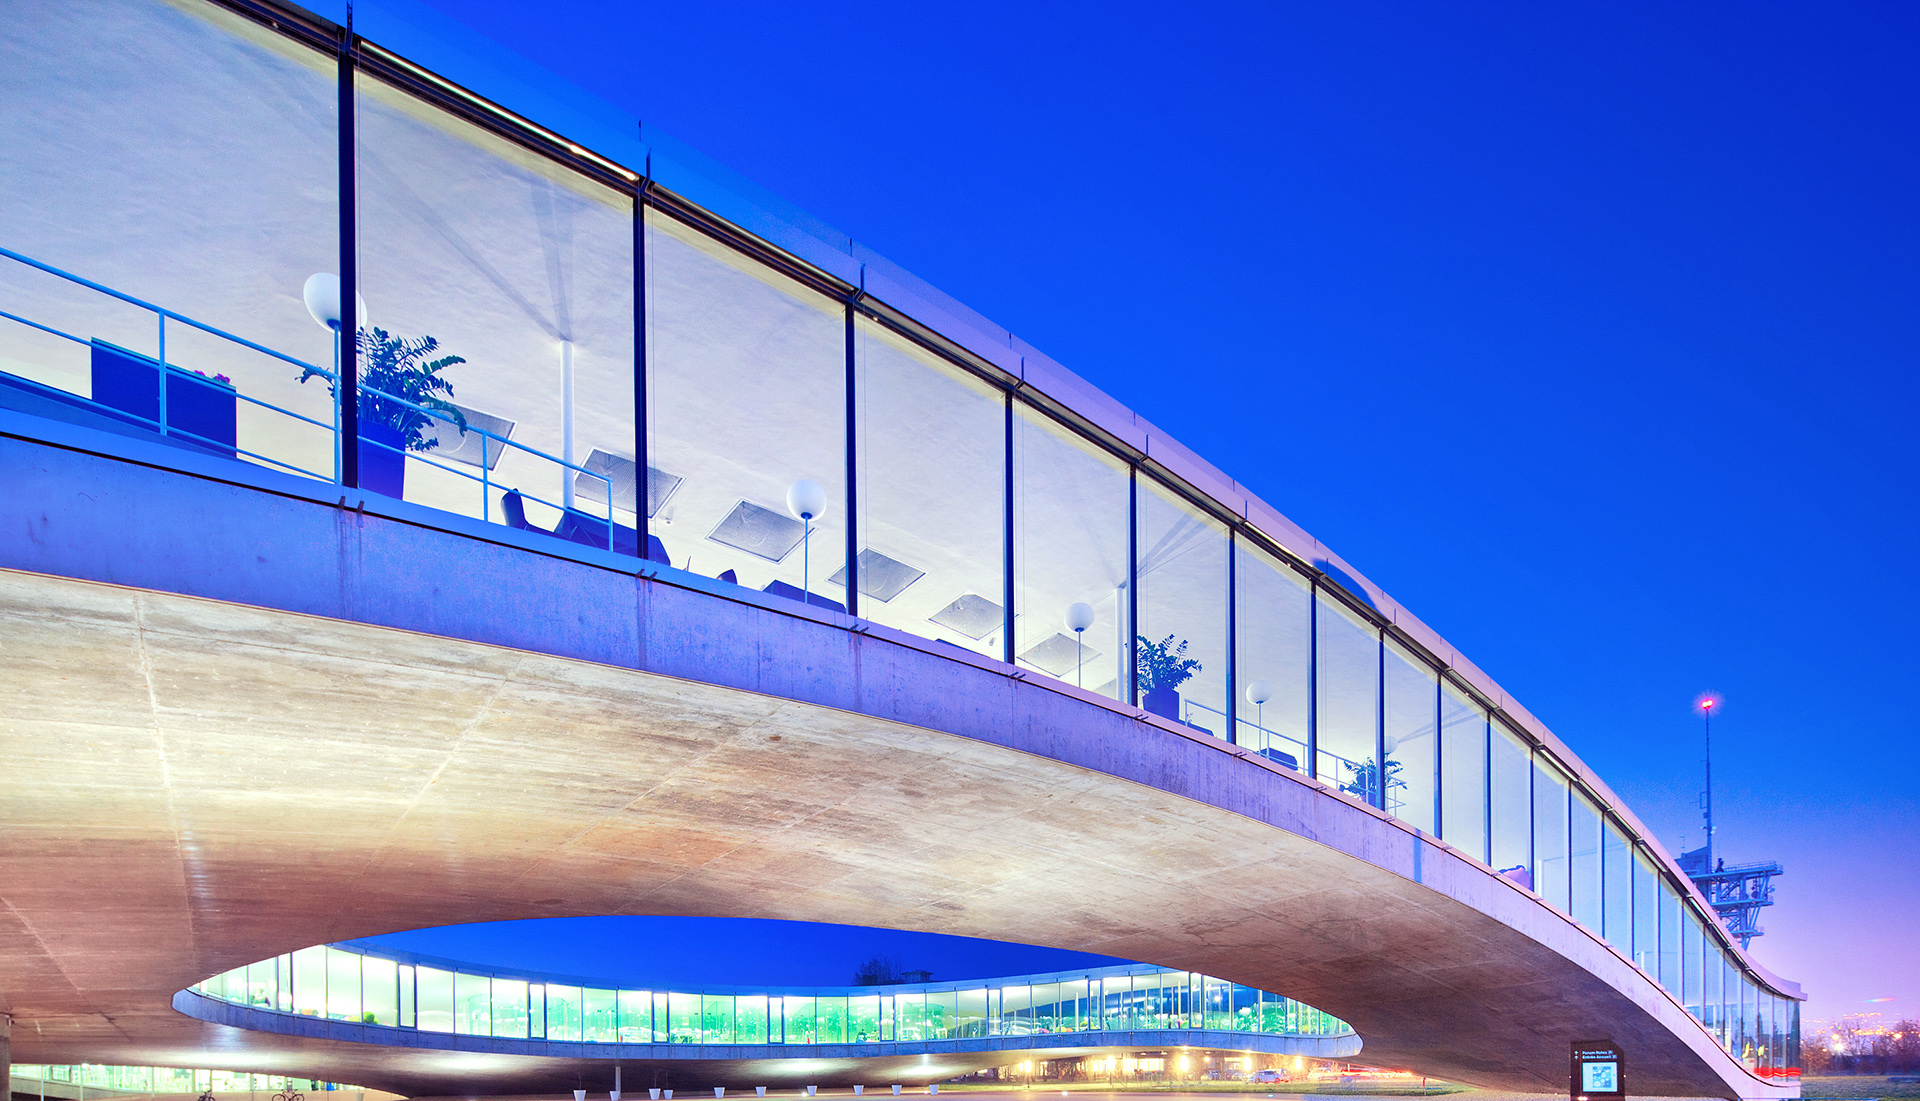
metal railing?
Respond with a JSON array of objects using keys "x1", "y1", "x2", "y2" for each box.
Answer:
[{"x1": 0, "y1": 247, "x2": 620, "y2": 552}]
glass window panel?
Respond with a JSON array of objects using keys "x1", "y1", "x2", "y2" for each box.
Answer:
[
  {"x1": 1603, "y1": 821, "x2": 1633, "y2": 952},
  {"x1": 1012, "y1": 403, "x2": 1131, "y2": 698},
  {"x1": 617, "y1": 989, "x2": 650, "y2": 1042},
  {"x1": 701, "y1": 994, "x2": 735, "y2": 1043},
  {"x1": 955, "y1": 988, "x2": 987, "y2": 1039},
  {"x1": 818, "y1": 995, "x2": 847, "y2": 1043},
  {"x1": 782, "y1": 995, "x2": 815, "y2": 1045},
  {"x1": 1234, "y1": 543, "x2": 1310, "y2": 769},
  {"x1": 1203, "y1": 977, "x2": 1231, "y2": 1030},
  {"x1": 1230, "y1": 985, "x2": 1260, "y2": 1032},
  {"x1": 736, "y1": 994, "x2": 768, "y2": 1044},
  {"x1": 244, "y1": 959, "x2": 277, "y2": 1009},
  {"x1": 1134, "y1": 480, "x2": 1228, "y2": 732},
  {"x1": 398, "y1": 964, "x2": 414, "y2": 1026},
  {"x1": 492, "y1": 978, "x2": 528, "y2": 1039},
  {"x1": 324, "y1": 948, "x2": 360, "y2": 1021},
  {"x1": 1683, "y1": 915, "x2": 1704, "y2": 1018},
  {"x1": 361, "y1": 956, "x2": 397, "y2": 1026},
  {"x1": 529, "y1": 984, "x2": 545, "y2": 1039},
  {"x1": 1383, "y1": 640, "x2": 1438, "y2": 832},
  {"x1": 1659, "y1": 882, "x2": 1683, "y2": 994},
  {"x1": 292, "y1": 946, "x2": 326, "y2": 1017},
  {"x1": 582, "y1": 987, "x2": 617, "y2": 1042},
  {"x1": 1029, "y1": 983, "x2": 1060, "y2": 1033},
  {"x1": 355, "y1": 70, "x2": 635, "y2": 533},
  {"x1": 1439, "y1": 683, "x2": 1488, "y2": 862},
  {"x1": 646, "y1": 209, "x2": 844, "y2": 593},
  {"x1": 1570, "y1": 792, "x2": 1602, "y2": 930},
  {"x1": 853, "y1": 318, "x2": 1004, "y2": 651},
  {"x1": 848, "y1": 994, "x2": 879, "y2": 1042},
  {"x1": 416, "y1": 966, "x2": 454, "y2": 1033},
  {"x1": 1490, "y1": 723, "x2": 1532, "y2": 885},
  {"x1": 668, "y1": 991, "x2": 701, "y2": 1044},
  {"x1": 1054, "y1": 980, "x2": 1084, "y2": 1032},
  {"x1": 545, "y1": 984, "x2": 580, "y2": 1041},
  {"x1": 0, "y1": 0, "x2": 342, "y2": 480},
  {"x1": 1315, "y1": 593, "x2": 1381, "y2": 803},
  {"x1": 894, "y1": 993, "x2": 926, "y2": 1042},
  {"x1": 1701, "y1": 943, "x2": 1723, "y2": 1038},
  {"x1": 1000, "y1": 985, "x2": 1031, "y2": 1036},
  {"x1": 1533, "y1": 758, "x2": 1571, "y2": 912},
  {"x1": 1633, "y1": 853, "x2": 1660, "y2": 973},
  {"x1": 925, "y1": 991, "x2": 957, "y2": 1040},
  {"x1": 454, "y1": 972, "x2": 488, "y2": 1035}
]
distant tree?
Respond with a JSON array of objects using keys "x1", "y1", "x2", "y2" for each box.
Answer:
[{"x1": 852, "y1": 955, "x2": 905, "y2": 985}]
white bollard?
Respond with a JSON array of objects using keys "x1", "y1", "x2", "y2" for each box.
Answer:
[
  {"x1": 854, "y1": 1089, "x2": 864, "y2": 1097},
  {"x1": 891, "y1": 1089, "x2": 901, "y2": 1097},
  {"x1": 664, "y1": 1092, "x2": 673, "y2": 1099},
  {"x1": 929, "y1": 1089, "x2": 938, "y2": 1096},
  {"x1": 756, "y1": 1091, "x2": 766, "y2": 1098},
  {"x1": 611, "y1": 1092, "x2": 622, "y2": 1100},
  {"x1": 574, "y1": 1092, "x2": 586, "y2": 1101},
  {"x1": 806, "y1": 1089, "x2": 817, "y2": 1098},
  {"x1": 715, "y1": 1090, "x2": 725, "y2": 1099},
  {"x1": 649, "y1": 1091, "x2": 660, "y2": 1100}
]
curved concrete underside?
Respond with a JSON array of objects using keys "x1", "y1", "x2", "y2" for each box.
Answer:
[
  {"x1": 0, "y1": 434, "x2": 1788, "y2": 1100},
  {"x1": 174, "y1": 992, "x2": 1360, "y2": 1095}
]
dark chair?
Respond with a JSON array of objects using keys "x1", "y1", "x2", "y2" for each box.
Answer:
[
  {"x1": 717, "y1": 569, "x2": 738, "y2": 584},
  {"x1": 1258, "y1": 747, "x2": 1299, "y2": 771},
  {"x1": 501, "y1": 491, "x2": 668, "y2": 564},
  {"x1": 763, "y1": 579, "x2": 844, "y2": 613}
]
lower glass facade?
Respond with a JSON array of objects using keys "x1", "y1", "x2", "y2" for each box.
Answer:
[
  {"x1": 0, "y1": 0, "x2": 1798, "y2": 1076},
  {"x1": 192, "y1": 947, "x2": 1351, "y2": 1045},
  {"x1": 11, "y1": 1065, "x2": 366, "y2": 1094}
]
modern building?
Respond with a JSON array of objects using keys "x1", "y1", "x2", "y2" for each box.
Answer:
[{"x1": 0, "y1": 0, "x2": 1801, "y2": 1099}]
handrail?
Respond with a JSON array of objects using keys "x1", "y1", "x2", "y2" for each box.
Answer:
[{"x1": 0, "y1": 245, "x2": 328, "y2": 377}]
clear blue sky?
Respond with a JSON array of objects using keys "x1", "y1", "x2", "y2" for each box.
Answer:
[{"x1": 381, "y1": 0, "x2": 1920, "y2": 1028}]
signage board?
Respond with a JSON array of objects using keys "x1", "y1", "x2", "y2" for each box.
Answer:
[{"x1": 1570, "y1": 1039, "x2": 1625, "y2": 1101}]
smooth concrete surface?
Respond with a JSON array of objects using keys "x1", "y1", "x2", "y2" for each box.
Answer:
[{"x1": 0, "y1": 433, "x2": 1793, "y2": 1100}]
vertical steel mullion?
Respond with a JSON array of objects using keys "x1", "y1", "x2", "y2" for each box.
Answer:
[
  {"x1": 1432, "y1": 675, "x2": 1444, "y2": 838},
  {"x1": 1126, "y1": 467, "x2": 1139, "y2": 708},
  {"x1": 843, "y1": 303, "x2": 858, "y2": 618},
  {"x1": 634, "y1": 185, "x2": 649, "y2": 564},
  {"x1": 336, "y1": 24, "x2": 360, "y2": 488},
  {"x1": 1224, "y1": 530, "x2": 1237, "y2": 745},
  {"x1": 1002, "y1": 392, "x2": 1015, "y2": 666},
  {"x1": 1482, "y1": 713, "x2": 1492, "y2": 866},
  {"x1": 1374, "y1": 628, "x2": 1386, "y2": 809},
  {"x1": 1307, "y1": 584, "x2": 1319, "y2": 780}
]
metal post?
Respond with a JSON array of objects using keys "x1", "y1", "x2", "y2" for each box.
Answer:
[
  {"x1": 1225, "y1": 529, "x2": 1237, "y2": 745},
  {"x1": 336, "y1": 20, "x2": 360, "y2": 488},
  {"x1": 843, "y1": 301, "x2": 859, "y2": 618},
  {"x1": 1001, "y1": 391, "x2": 1015, "y2": 665},
  {"x1": 633, "y1": 184, "x2": 650, "y2": 563},
  {"x1": 1307, "y1": 584, "x2": 1319, "y2": 781},
  {"x1": 156, "y1": 315, "x2": 168, "y2": 437},
  {"x1": 1126, "y1": 467, "x2": 1138, "y2": 707},
  {"x1": 561, "y1": 339, "x2": 575, "y2": 511}
]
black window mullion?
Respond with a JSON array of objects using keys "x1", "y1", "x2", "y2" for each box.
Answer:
[
  {"x1": 1127, "y1": 467, "x2": 1139, "y2": 708},
  {"x1": 1002, "y1": 391, "x2": 1015, "y2": 665},
  {"x1": 843, "y1": 302, "x2": 859, "y2": 617},
  {"x1": 633, "y1": 183, "x2": 649, "y2": 563},
  {"x1": 336, "y1": 24, "x2": 359, "y2": 488},
  {"x1": 1224, "y1": 530, "x2": 1237, "y2": 745}
]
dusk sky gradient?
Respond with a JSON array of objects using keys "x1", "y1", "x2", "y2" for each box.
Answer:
[{"x1": 371, "y1": 0, "x2": 1920, "y2": 1030}]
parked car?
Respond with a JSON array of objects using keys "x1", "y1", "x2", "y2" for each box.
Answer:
[{"x1": 1252, "y1": 1069, "x2": 1291, "y2": 1084}]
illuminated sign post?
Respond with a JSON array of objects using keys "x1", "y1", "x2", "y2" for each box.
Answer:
[{"x1": 1571, "y1": 1040, "x2": 1625, "y2": 1101}]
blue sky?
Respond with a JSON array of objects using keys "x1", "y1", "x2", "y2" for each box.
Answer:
[{"x1": 380, "y1": 0, "x2": 1920, "y2": 1027}]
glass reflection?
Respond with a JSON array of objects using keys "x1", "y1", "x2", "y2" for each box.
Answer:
[
  {"x1": 1315, "y1": 593, "x2": 1380, "y2": 803},
  {"x1": 1383, "y1": 640, "x2": 1437, "y2": 832},
  {"x1": 1134, "y1": 480, "x2": 1227, "y2": 731}
]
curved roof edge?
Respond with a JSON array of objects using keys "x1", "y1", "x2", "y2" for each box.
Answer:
[{"x1": 258, "y1": 0, "x2": 1794, "y2": 1003}]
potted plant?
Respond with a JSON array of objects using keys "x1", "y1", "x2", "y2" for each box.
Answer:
[
  {"x1": 1135, "y1": 633, "x2": 1201, "y2": 721},
  {"x1": 301, "y1": 327, "x2": 466, "y2": 498}
]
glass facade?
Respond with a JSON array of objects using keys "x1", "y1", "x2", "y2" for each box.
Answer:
[
  {"x1": 0, "y1": 0, "x2": 1798, "y2": 1073},
  {"x1": 11, "y1": 1066, "x2": 364, "y2": 1094},
  {"x1": 192, "y1": 946, "x2": 1353, "y2": 1045}
]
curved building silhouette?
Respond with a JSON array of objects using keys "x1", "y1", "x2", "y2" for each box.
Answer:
[{"x1": 0, "y1": 1, "x2": 1800, "y2": 1099}]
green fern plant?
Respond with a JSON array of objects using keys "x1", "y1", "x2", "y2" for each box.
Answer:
[
  {"x1": 300, "y1": 327, "x2": 467, "y2": 452},
  {"x1": 1135, "y1": 633, "x2": 1202, "y2": 692}
]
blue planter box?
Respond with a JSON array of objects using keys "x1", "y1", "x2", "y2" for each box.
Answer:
[{"x1": 90, "y1": 340, "x2": 237, "y2": 457}]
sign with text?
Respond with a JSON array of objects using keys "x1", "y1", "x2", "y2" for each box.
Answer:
[{"x1": 1570, "y1": 1039, "x2": 1626, "y2": 1101}]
